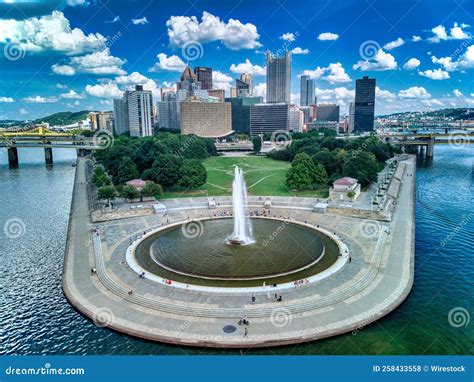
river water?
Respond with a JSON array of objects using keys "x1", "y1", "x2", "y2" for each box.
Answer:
[{"x1": 0, "y1": 146, "x2": 472, "y2": 355}]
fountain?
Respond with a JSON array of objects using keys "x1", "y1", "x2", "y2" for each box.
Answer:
[{"x1": 226, "y1": 166, "x2": 254, "y2": 245}]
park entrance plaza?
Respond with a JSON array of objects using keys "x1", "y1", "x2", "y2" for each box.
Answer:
[{"x1": 62, "y1": 155, "x2": 415, "y2": 348}]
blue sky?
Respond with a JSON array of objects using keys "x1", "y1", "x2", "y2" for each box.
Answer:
[{"x1": 0, "y1": 0, "x2": 474, "y2": 120}]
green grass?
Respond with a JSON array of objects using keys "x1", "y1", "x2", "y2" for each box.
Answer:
[{"x1": 161, "y1": 156, "x2": 329, "y2": 199}]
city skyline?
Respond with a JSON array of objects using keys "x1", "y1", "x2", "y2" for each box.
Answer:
[{"x1": 1, "y1": 0, "x2": 474, "y2": 120}]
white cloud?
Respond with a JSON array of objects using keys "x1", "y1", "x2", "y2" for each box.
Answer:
[
  {"x1": 166, "y1": 11, "x2": 261, "y2": 50},
  {"x1": 56, "y1": 83, "x2": 67, "y2": 89},
  {"x1": 376, "y1": 86, "x2": 396, "y2": 100},
  {"x1": 419, "y1": 68, "x2": 450, "y2": 80},
  {"x1": 0, "y1": 97, "x2": 14, "y2": 102},
  {"x1": 421, "y1": 99, "x2": 443, "y2": 107},
  {"x1": 19, "y1": 108, "x2": 29, "y2": 115},
  {"x1": 412, "y1": 35, "x2": 422, "y2": 42},
  {"x1": 229, "y1": 59, "x2": 265, "y2": 76},
  {"x1": 453, "y1": 89, "x2": 463, "y2": 97},
  {"x1": 280, "y1": 32, "x2": 296, "y2": 42},
  {"x1": 132, "y1": 17, "x2": 149, "y2": 25},
  {"x1": 61, "y1": 90, "x2": 85, "y2": 99},
  {"x1": 301, "y1": 62, "x2": 351, "y2": 83},
  {"x1": 106, "y1": 16, "x2": 120, "y2": 24},
  {"x1": 429, "y1": 22, "x2": 470, "y2": 42},
  {"x1": 315, "y1": 87, "x2": 354, "y2": 102},
  {"x1": 291, "y1": 47, "x2": 309, "y2": 55},
  {"x1": 115, "y1": 71, "x2": 160, "y2": 99},
  {"x1": 85, "y1": 83, "x2": 123, "y2": 98},
  {"x1": 0, "y1": 11, "x2": 106, "y2": 55},
  {"x1": 431, "y1": 55, "x2": 457, "y2": 71},
  {"x1": 67, "y1": 0, "x2": 89, "y2": 6},
  {"x1": 51, "y1": 64, "x2": 76, "y2": 76},
  {"x1": 301, "y1": 67, "x2": 326, "y2": 80},
  {"x1": 353, "y1": 49, "x2": 397, "y2": 71},
  {"x1": 212, "y1": 70, "x2": 233, "y2": 91},
  {"x1": 317, "y1": 32, "x2": 339, "y2": 41},
  {"x1": 403, "y1": 58, "x2": 420, "y2": 70},
  {"x1": 149, "y1": 53, "x2": 186, "y2": 72},
  {"x1": 23, "y1": 95, "x2": 58, "y2": 103},
  {"x1": 398, "y1": 86, "x2": 431, "y2": 99},
  {"x1": 383, "y1": 37, "x2": 404, "y2": 50},
  {"x1": 253, "y1": 83, "x2": 266, "y2": 101}
]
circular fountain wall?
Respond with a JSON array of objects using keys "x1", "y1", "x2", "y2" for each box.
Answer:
[{"x1": 133, "y1": 218, "x2": 340, "y2": 287}]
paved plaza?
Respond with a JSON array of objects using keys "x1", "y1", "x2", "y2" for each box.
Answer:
[{"x1": 62, "y1": 156, "x2": 415, "y2": 348}]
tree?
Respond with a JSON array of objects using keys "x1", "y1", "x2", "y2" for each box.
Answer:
[
  {"x1": 342, "y1": 151, "x2": 380, "y2": 186},
  {"x1": 178, "y1": 159, "x2": 207, "y2": 189},
  {"x1": 115, "y1": 156, "x2": 139, "y2": 185},
  {"x1": 92, "y1": 166, "x2": 111, "y2": 188},
  {"x1": 98, "y1": 185, "x2": 117, "y2": 210},
  {"x1": 119, "y1": 185, "x2": 140, "y2": 201},
  {"x1": 286, "y1": 164, "x2": 313, "y2": 190},
  {"x1": 181, "y1": 138, "x2": 209, "y2": 160},
  {"x1": 140, "y1": 182, "x2": 163, "y2": 200},
  {"x1": 150, "y1": 155, "x2": 183, "y2": 188},
  {"x1": 252, "y1": 136, "x2": 262, "y2": 153},
  {"x1": 313, "y1": 162, "x2": 329, "y2": 185},
  {"x1": 313, "y1": 148, "x2": 338, "y2": 176}
]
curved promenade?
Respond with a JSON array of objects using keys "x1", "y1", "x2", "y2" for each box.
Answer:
[{"x1": 62, "y1": 156, "x2": 415, "y2": 348}]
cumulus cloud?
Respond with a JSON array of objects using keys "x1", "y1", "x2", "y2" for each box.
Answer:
[
  {"x1": 431, "y1": 45, "x2": 474, "y2": 72},
  {"x1": 421, "y1": 99, "x2": 443, "y2": 107},
  {"x1": 403, "y1": 58, "x2": 420, "y2": 70},
  {"x1": 212, "y1": 70, "x2": 233, "y2": 91},
  {"x1": 398, "y1": 86, "x2": 431, "y2": 99},
  {"x1": 418, "y1": 68, "x2": 450, "y2": 80},
  {"x1": 114, "y1": 71, "x2": 160, "y2": 99},
  {"x1": 353, "y1": 49, "x2": 397, "y2": 71},
  {"x1": 253, "y1": 83, "x2": 266, "y2": 101},
  {"x1": 85, "y1": 83, "x2": 123, "y2": 98},
  {"x1": 280, "y1": 32, "x2": 296, "y2": 42},
  {"x1": 67, "y1": 0, "x2": 89, "y2": 6},
  {"x1": 317, "y1": 32, "x2": 339, "y2": 41},
  {"x1": 52, "y1": 48, "x2": 126, "y2": 76},
  {"x1": 383, "y1": 37, "x2": 404, "y2": 50},
  {"x1": 132, "y1": 17, "x2": 149, "y2": 25},
  {"x1": 23, "y1": 95, "x2": 58, "y2": 103},
  {"x1": 301, "y1": 62, "x2": 351, "y2": 83},
  {"x1": 412, "y1": 35, "x2": 422, "y2": 42},
  {"x1": 428, "y1": 22, "x2": 470, "y2": 42},
  {"x1": 0, "y1": 11, "x2": 106, "y2": 55},
  {"x1": 166, "y1": 11, "x2": 261, "y2": 50},
  {"x1": 105, "y1": 16, "x2": 120, "y2": 24},
  {"x1": 376, "y1": 86, "x2": 396, "y2": 100},
  {"x1": 453, "y1": 89, "x2": 463, "y2": 97},
  {"x1": 61, "y1": 90, "x2": 85, "y2": 99},
  {"x1": 291, "y1": 47, "x2": 309, "y2": 55},
  {"x1": 0, "y1": 97, "x2": 14, "y2": 102},
  {"x1": 229, "y1": 59, "x2": 265, "y2": 76},
  {"x1": 149, "y1": 53, "x2": 186, "y2": 72}
]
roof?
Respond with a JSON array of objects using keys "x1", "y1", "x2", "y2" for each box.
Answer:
[
  {"x1": 333, "y1": 177, "x2": 358, "y2": 186},
  {"x1": 126, "y1": 179, "x2": 147, "y2": 188},
  {"x1": 181, "y1": 65, "x2": 197, "y2": 81}
]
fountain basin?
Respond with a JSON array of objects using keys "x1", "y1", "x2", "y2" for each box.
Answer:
[{"x1": 133, "y1": 217, "x2": 340, "y2": 287}]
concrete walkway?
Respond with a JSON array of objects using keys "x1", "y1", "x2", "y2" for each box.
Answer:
[{"x1": 62, "y1": 156, "x2": 415, "y2": 348}]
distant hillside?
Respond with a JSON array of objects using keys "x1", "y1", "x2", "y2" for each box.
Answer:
[
  {"x1": 378, "y1": 107, "x2": 474, "y2": 120},
  {"x1": 33, "y1": 110, "x2": 95, "y2": 126}
]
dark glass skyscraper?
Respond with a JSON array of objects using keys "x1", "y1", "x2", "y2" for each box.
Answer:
[
  {"x1": 300, "y1": 75, "x2": 315, "y2": 106},
  {"x1": 266, "y1": 50, "x2": 291, "y2": 104},
  {"x1": 194, "y1": 67, "x2": 213, "y2": 90},
  {"x1": 354, "y1": 76, "x2": 376, "y2": 132}
]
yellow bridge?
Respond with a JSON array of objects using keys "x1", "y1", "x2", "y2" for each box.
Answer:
[{"x1": 0, "y1": 126, "x2": 107, "y2": 166}]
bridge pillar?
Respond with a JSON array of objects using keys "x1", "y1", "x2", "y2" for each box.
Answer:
[
  {"x1": 44, "y1": 147, "x2": 53, "y2": 165},
  {"x1": 8, "y1": 147, "x2": 19, "y2": 167},
  {"x1": 427, "y1": 139, "x2": 434, "y2": 158}
]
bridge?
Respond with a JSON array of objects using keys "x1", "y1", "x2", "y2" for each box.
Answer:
[
  {"x1": 379, "y1": 130, "x2": 474, "y2": 158},
  {"x1": 0, "y1": 126, "x2": 107, "y2": 166}
]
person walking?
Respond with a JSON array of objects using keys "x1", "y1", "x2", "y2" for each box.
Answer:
[
  {"x1": 251, "y1": 294, "x2": 256, "y2": 304},
  {"x1": 244, "y1": 327, "x2": 248, "y2": 337}
]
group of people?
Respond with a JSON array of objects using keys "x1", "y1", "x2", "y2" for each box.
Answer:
[{"x1": 294, "y1": 279, "x2": 309, "y2": 288}]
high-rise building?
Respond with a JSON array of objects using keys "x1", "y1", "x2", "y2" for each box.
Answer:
[
  {"x1": 127, "y1": 85, "x2": 153, "y2": 137},
  {"x1": 160, "y1": 87, "x2": 174, "y2": 101},
  {"x1": 230, "y1": 87, "x2": 237, "y2": 98},
  {"x1": 349, "y1": 101, "x2": 355, "y2": 133},
  {"x1": 194, "y1": 67, "x2": 213, "y2": 90},
  {"x1": 113, "y1": 98, "x2": 129, "y2": 135},
  {"x1": 208, "y1": 89, "x2": 225, "y2": 101},
  {"x1": 315, "y1": 104, "x2": 340, "y2": 122},
  {"x1": 236, "y1": 78, "x2": 250, "y2": 98},
  {"x1": 289, "y1": 105, "x2": 304, "y2": 132},
  {"x1": 250, "y1": 103, "x2": 290, "y2": 136},
  {"x1": 266, "y1": 50, "x2": 292, "y2": 104},
  {"x1": 89, "y1": 111, "x2": 114, "y2": 132},
  {"x1": 354, "y1": 76, "x2": 376, "y2": 132},
  {"x1": 157, "y1": 92, "x2": 179, "y2": 130},
  {"x1": 225, "y1": 96, "x2": 263, "y2": 134},
  {"x1": 300, "y1": 75, "x2": 315, "y2": 106},
  {"x1": 177, "y1": 66, "x2": 201, "y2": 92},
  {"x1": 240, "y1": 73, "x2": 253, "y2": 95},
  {"x1": 180, "y1": 99, "x2": 232, "y2": 138}
]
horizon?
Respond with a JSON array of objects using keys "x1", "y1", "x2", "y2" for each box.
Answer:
[{"x1": 0, "y1": 0, "x2": 473, "y2": 120}]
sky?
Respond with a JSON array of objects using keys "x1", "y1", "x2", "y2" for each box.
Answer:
[{"x1": 0, "y1": 0, "x2": 474, "y2": 120}]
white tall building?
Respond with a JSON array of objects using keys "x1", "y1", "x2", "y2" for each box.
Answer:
[
  {"x1": 289, "y1": 105, "x2": 304, "y2": 132},
  {"x1": 127, "y1": 85, "x2": 153, "y2": 137},
  {"x1": 240, "y1": 73, "x2": 253, "y2": 96},
  {"x1": 266, "y1": 50, "x2": 292, "y2": 104},
  {"x1": 157, "y1": 92, "x2": 179, "y2": 130}
]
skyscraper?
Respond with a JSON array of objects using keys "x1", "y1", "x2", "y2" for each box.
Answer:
[
  {"x1": 300, "y1": 75, "x2": 315, "y2": 106},
  {"x1": 177, "y1": 66, "x2": 201, "y2": 92},
  {"x1": 240, "y1": 73, "x2": 253, "y2": 95},
  {"x1": 315, "y1": 104, "x2": 340, "y2": 122},
  {"x1": 127, "y1": 85, "x2": 153, "y2": 137},
  {"x1": 113, "y1": 98, "x2": 129, "y2": 135},
  {"x1": 354, "y1": 76, "x2": 376, "y2": 132},
  {"x1": 250, "y1": 103, "x2": 290, "y2": 136},
  {"x1": 236, "y1": 78, "x2": 250, "y2": 97},
  {"x1": 266, "y1": 50, "x2": 292, "y2": 104},
  {"x1": 157, "y1": 92, "x2": 179, "y2": 130},
  {"x1": 194, "y1": 67, "x2": 212, "y2": 90}
]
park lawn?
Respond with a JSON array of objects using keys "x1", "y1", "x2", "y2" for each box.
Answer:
[{"x1": 160, "y1": 156, "x2": 329, "y2": 199}]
